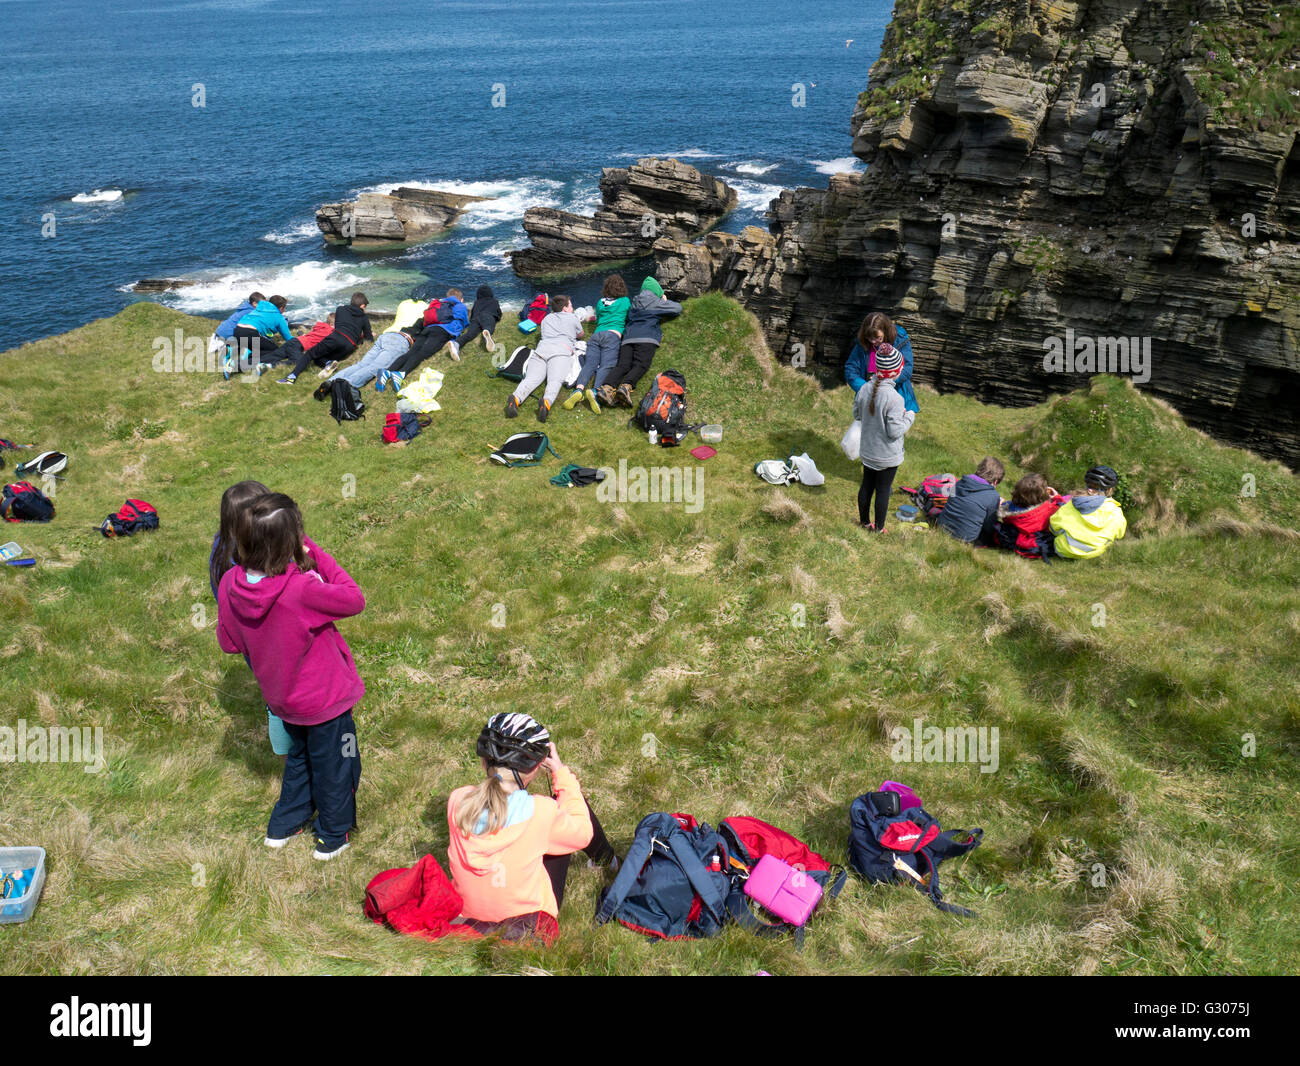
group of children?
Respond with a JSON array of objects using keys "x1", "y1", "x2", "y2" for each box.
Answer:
[
  {"x1": 847, "y1": 311, "x2": 1127, "y2": 561},
  {"x1": 212, "y1": 482, "x2": 613, "y2": 939}
]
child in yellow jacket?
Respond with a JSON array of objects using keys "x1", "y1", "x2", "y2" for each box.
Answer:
[
  {"x1": 447, "y1": 713, "x2": 618, "y2": 943},
  {"x1": 1049, "y1": 465, "x2": 1128, "y2": 560}
]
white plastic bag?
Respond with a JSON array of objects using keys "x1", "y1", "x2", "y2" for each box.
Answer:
[{"x1": 840, "y1": 420, "x2": 862, "y2": 462}]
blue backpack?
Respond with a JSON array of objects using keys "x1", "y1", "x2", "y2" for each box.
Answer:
[{"x1": 847, "y1": 794, "x2": 983, "y2": 917}]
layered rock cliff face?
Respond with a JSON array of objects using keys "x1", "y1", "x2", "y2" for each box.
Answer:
[
  {"x1": 316, "y1": 187, "x2": 487, "y2": 246},
  {"x1": 512, "y1": 158, "x2": 737, "y2": 277},
  {"x1": 654, "y1": 0, "x2": 1299, "y2": 466}
]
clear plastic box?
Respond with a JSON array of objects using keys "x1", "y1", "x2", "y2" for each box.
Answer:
[
  {"x1": 699, "y1": 425, "x2": 723, "y2": 444},
  {"x1": 0, "y1": 846, "x2": 46, "y2": 924}
]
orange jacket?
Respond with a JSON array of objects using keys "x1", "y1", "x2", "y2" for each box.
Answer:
[{"x1": 446, "y1": 765, "x2": 593, "y2": 921}]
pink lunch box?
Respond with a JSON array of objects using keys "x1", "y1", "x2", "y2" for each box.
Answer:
[{"x1": 743, "y1": 853, "x2": 824, "y2": 926}]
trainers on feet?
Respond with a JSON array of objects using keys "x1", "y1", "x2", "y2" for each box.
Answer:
[
  {"x1": 389, "y1": 370, "x2": 405, "y2": 391},
  {"x1": 561, "y1": 388, "x2": 584, "y2": 411},
  {"x1": 446, "y1": 341, "x2": 461, "y2": 362},
  {"x1": 317, "y1": 361, "x2": 338, "y2": 378},
  {"x1": 276, "y1": 374, "x2": 296, "y2": 385},
  {"x1": 264, "y1": 820, "x2": 314, "y2": 849},
  {"x1": 482, "y1": 330, "x2": 495, "y2": 353},
  {"x1": 586, "y1": 388, "x2": 601, "y2": 414},
  {"x1": 312, "y1": 839, "x2": 350, "y2": 862},
  {"x1": 537, "y1": 399, "x2": 551, "y2": 423},
  {"x1": 504, "y1": 395, "x2": 519, "y2": 418}
]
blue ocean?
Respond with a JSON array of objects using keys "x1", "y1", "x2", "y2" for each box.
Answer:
[{"x1": 0, "y1": 0, "x2": 887, "y2": 346}]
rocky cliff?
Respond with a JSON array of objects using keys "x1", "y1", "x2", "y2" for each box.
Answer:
[
  {"x1": 654, "y1": 0, "x2": 1299, "y2": 467},
  {"x1": 512, "y1": 157, "x2": 737, "y2": 277},
  {"x1": 316, "y1": 187, "x2": 487, "y2": 246}
]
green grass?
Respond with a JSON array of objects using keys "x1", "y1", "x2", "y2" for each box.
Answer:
[{"x1": 1, "y1": 295, "x2": 1298, "y2": 975}]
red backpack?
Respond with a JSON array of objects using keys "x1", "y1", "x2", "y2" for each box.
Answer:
[
  {"x1": 100, "y1": 499, "x2": 158, "y2": 537},
  {"x1": 524, "y1": 294, "x2": 549, "y2": 325},
  {"x1": 1, "y1": 481, "x2": 54, "y2": 523},
  {"x1": 904, "y1": 473, "x2": 957, "y2": 521},
  {"x1": 421, "y1": 298, "x2": 443, "y2": 326},
  {"x1": 633, "y1": 369, "x2": 688, "y2": 440}
]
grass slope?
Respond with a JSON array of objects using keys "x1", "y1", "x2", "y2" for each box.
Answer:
[{"x1": 1, "y1": 296, "x2": 1297, "y2": 975}]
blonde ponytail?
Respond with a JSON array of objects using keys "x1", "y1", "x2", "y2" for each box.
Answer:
[{"x1": 455, "y1": 771, "x2": 512, "y2": 837}]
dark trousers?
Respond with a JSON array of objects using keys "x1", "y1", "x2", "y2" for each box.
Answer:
[
  {"x1": 232, "y1": 326, "x2": 282, "y2": 368},
  {"x1": 459, "y1": 315, "x2": 497, "y2": 349},
  {"x1": 608, "y1": 342, "x2": 656, "y2": 390},
  {"x1": 389, "y1": 325, "x2": 451, "y2": 374},
  {"x1": 290, "y1": 332, "x2": 355, "y2": 377},
  {"x1": 859, "y1": 464, "x2": 898, "y2": 528},
  {"x1": 268, "y1": 707, "x2": 361, "y2": 848},
  {"x1": 543, "y1": 802, "x2": 615, "y2": 908}
]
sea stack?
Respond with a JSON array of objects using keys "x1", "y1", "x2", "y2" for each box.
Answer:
[
  {"x1": 510, "y1": 157, "x2": 738, "y2": 277},
  {"x1": 316, "y1": 186, "x2": 489, "y2": 246}
]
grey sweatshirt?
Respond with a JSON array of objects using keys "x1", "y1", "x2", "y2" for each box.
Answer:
[
  {"x1": 853, "y1": 378, "x2": 915, "y2": 470},
  {"x1": 535, "y1": 310, "x2": 583, "y2": 360}
]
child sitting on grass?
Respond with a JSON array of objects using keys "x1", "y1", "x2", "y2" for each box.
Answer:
[
  {"x1": 217, "y1": 492, "x2": 364, "y2": 861},
  {"x1": 1048, "y1": 465, "x2": 1128, "y2": 560},
  {"x1": 937, "y1": 457, "x2": 1006, "y2": 545},
  {"x1": 994, "y1": 473, "x2": 1066, "y2": 560},
  {"x1": 447, "y1": 713, "x2": 617, "y2": 944},
  {"x1": 504, "y1": 294, "x2": 583, "y2": 423}
]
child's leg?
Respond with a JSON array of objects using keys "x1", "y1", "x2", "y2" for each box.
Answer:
[
  {"x1": 607, "y1": 344, "x2": 636, "y2": 388},
  {"x1": 858, "y1": 465, "x2": 875, "y2": 525},
  {"x1": 306, "y1": 708, "x2": 361, "y2": 848},
  {"x1": 542, "y1": 353, "x2": 569, "y2": 406},
  {"x1": 542, "y1": 801, "x2": 615, "y2": 908},
  {"x1": 591, "y1": 333, "x2": 621, "y2": 390},
  {"x1": 267, "y1": 723, "x2": 314, "y2": 837},
  {"x1": 874, "y1": 466, "x2": 898, "y2": 529},
  {"x1": 543, "y1": 853, "x2": 572, "y2": 908},
  {"x1": 512, "y1": 353, "x2": 548, "y2": 404},
  {"x1": 621, "y1": 343, "x2": 655, "y2": 391}
]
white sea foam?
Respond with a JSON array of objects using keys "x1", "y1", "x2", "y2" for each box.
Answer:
[
  {"x1": 260, "y1": 220, "x2": 320, "y2": 244},
  {"x1": 162, "y1": 261, "x2": 373, "y2": 319},
  {"x1": 70, "y1": 188, "x2": 124, "y2": 204},
  {"x1": 725, "y1": 160, "x2": 779, "y2": 176},
  {"x1": 615, "y1": 148, "x2": 720, "y2": 160},
  {"x1": 729, "y1": 179, "x2": 787, "y2": 214},
  {"x1": 810, "y1": 156, "x2": 863, "y2": 175}
]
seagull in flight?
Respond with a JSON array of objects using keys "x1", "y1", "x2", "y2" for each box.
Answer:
[{"x1": 845, "y1": 39, "x2": 854, "y2": 47}]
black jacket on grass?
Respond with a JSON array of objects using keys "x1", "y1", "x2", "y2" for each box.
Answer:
[{"x1": 936, "y1": 474, "x2": 1003, "y2": 544}]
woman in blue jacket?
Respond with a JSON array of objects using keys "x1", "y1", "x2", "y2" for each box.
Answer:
[{"x1": 845, "y1": 312, "x2": 918, "y2": 414}]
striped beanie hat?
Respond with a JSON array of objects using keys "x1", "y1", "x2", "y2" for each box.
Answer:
[{"x1": 874, "y1": 342, "x2": 903, "y2": 378}]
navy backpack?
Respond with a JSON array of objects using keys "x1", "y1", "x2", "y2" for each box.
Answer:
[{"x1": 848, "y1": 794, "x2": 983, "y2": 917}]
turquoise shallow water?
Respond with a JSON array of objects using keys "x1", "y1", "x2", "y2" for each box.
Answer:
[{"x1": 0, "y1": 0, "x2": 888, "y2": 342}]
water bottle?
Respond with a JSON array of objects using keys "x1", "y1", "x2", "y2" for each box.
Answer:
[{"x1": 648, "y1": 428, "x2": 658, "y2": 445}]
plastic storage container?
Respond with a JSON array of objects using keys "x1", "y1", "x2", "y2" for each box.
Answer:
[
  {"x1": 699, "y1": 425, "x2": 723, "y2": 444},
  {"x1": 0, "y1": 846, "x2": 46, "y2": 924},
  {"x1": 896, "y1": 504, "x2": 919, "y2": 523}
]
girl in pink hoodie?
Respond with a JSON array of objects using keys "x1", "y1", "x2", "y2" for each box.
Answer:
[{"x1": 217, "y1": 492, "x2": 364, "y2": 861}]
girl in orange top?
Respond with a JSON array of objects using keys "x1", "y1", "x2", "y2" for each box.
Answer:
[{"x1": 447, "y1": 713, "x2": 617, "y2": 943}]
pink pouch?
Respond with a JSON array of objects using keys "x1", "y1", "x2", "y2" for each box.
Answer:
[
  {"x1": 881, "y1": 780, "x2": 922, "y2": 812},
  {"x1": 743, "y1": 853, "x2": 824, "y2": 926}
]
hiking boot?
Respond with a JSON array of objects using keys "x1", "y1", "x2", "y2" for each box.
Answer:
[
  {"x1": 504, "y1": 395, "x2": 519, "y2": 419},
  {"x1": 561, "y1": 388, "x2": 585, "y2": 411},
  {"x1": 276, "y1": 374, "x2": 297, "y2": 385},
  {"x1": 317, "y1": 360, "x2": 338, "y2": 378},
  {"x1": 313, "y1": 382, "x2": 330, "y2": 402},
  {"x1": 616, "y1": 383, "x2": 634, "y2": 408},
  {"x1": 537, "y1": 399, "x2": 551, "y2": 423},
  {"x1": 596, "y1": 384, "x2": 617, "y2": 407},
  {"x1": 446, "y1": 341, "x2": 461, "y2": 362},
  {"x1": 586, "y1": 388, "x2": 601, "y2": 414},
  {"x1": 312, "y1": 839, "x2": 350, "y2": 862},
  {"x1": 482, "y1": 330, "x2": 495, "y2": 353}
]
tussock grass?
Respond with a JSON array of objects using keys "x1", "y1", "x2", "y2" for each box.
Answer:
[{"x1": 0, "y1": 294, "x2": 1297, "y2": 974}]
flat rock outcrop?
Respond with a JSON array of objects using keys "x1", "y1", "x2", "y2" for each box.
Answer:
[
  {"x1": 511, "y1": 157, "x2": 737, "y2": 277},
  {"x1": 654, "y1": 0, "x2": 1300, "y2": 467},
  {"x1": 316, "y1": 187, "x2": 488, "y2": 246}
]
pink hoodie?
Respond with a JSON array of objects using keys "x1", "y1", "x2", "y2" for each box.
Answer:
[{"x1": 216, "y1": 539, "x2": 365, "y2": 726}]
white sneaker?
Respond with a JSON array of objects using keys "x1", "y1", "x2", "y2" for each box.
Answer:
[
  {"x1": 482, "y1": 331, "x2": 495, "y2": 353},
  {"x1": 317, "y1": 361, "x2": 338, "y2": 378},
  {"x1": 446, "y1": 341, "x2": 461, "y2": 362},
  {"x1": 312, "y1": 840, "x2": 350, "y2": 862}
]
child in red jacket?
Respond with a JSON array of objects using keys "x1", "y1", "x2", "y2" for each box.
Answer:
[
  {"x1": 217, "y1": 492, "x2": 364, "y2": 860},
  {"x1": 994, "y1": 474, "x2": 1066, "y2": 560}
]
